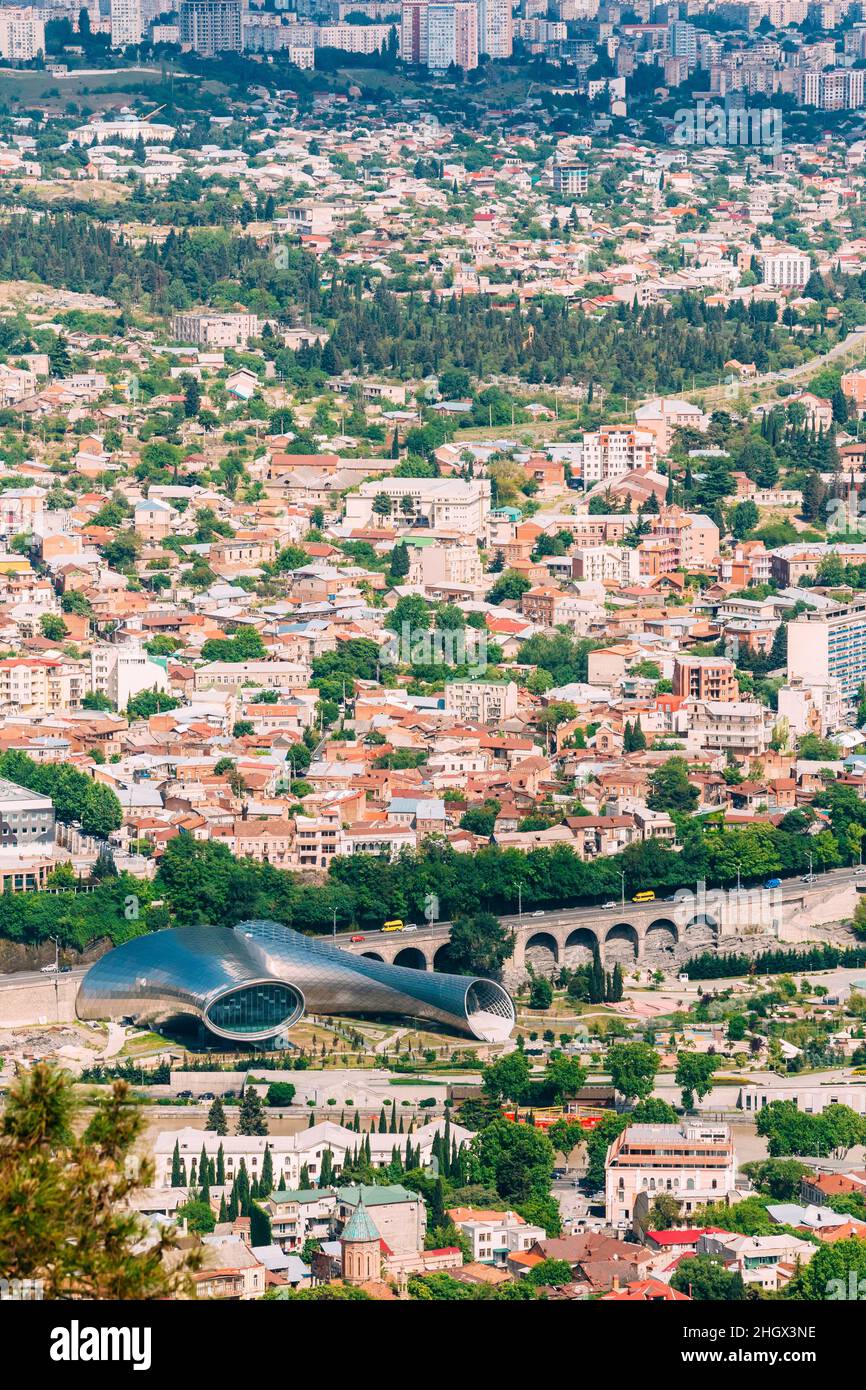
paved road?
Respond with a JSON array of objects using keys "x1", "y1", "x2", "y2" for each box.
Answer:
[{"x1": 333, "y1": 864, "x2": 865, "y2": 951}]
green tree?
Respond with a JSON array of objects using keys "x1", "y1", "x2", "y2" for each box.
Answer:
[
  {"x1": 0, "y1": 1063, "x2": 195, "y2": 1298},
  {"x1": 448, "y1": 911, "x2": 514, "y2": 975},
  {"x1": 606, "y1": 1042, "x2": 660, "y2": 1102},
  {"x1": 236, "y1": 1088, "x2": 269, "y2": 1137},
  {"x1": 675, "y1": 1051, "x2": 718, "y2": 1111},
  {"x1": 647, "y1": 757, "x2": 699, "y2": 815},
  {"x1": 671, "y1": 1254, "x2": 746, "y2": 1301}
]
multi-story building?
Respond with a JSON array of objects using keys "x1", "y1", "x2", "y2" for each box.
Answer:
[
  {"x1": 478, "y1": 0, "x2": 512, "y2": 57},
  {"x1": 0, "y1": 6, "x2": 45, "y2": 60},
  {"x1": 109, "y1": 0, "x2": 142, "y2": 46},
  {"x1": 552, "y1": 161, "x2": 589, "y2": 195},
  {"x1": 178, "y1": 0, "x2": 242, "y2": 54},
  {"x1": 426, "y1": 0, "x2": 478, "y2": 69},
  {"x1": 171, "y1": 311, "x2": 260, "y2": 349},
  {"x1": 571, "y1": 545, "x2": 640, "y2": 586},
  {"x1": 400, "y1": 0, "x2": 428, "y2": 60},
  {"x1": 787, "y1": 600, "x2": 866, "y2": 701},
  {"x1": 345, "y1": 477, "x2": 490, "y2": 534},
  {"x1": 0, "y1": 658, "x2": 84, "y2": 716},
  {"x1": 685, "y1": 698, "x2": 773, "y2": 757},
  {"x1": 579, "y1": 427, "x2": 656, "y2": 483},
  {"x1": 0, "y1": 778, "x2": 54, "y2": 848},
  {"x1": 154, "y1": 1119, "x2": 471, "y2": 1190},
  {"x1": 758, "y1": 247, "x2": 811, "y2": 289},
  {"x1": 444, "y1": 678, "x2": 518, "y2": 724},
  {"x1": 673, "y1": 656, "x2": 739, "y2": 702},
  {"x1": 605, "y1": 1122, "x2": 738, "y2": 1223},
  {"x1": 316, "y1": 22, "x2": 394, "y2": 51},
  {"x1": 448, "y1": 1207, "x2": 546, "y2": 1265},
  {"x1": 90, "y1": 643, "x2": 169, "y2": 712}
]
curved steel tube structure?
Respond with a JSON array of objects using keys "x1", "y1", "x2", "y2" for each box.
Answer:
[{"x1": 77, "y1": 919, "x2": 515, "y2": 1044}]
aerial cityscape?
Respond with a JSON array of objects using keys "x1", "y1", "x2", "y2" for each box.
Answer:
[{"x1": 5, "y1": 0, "x2": 866, "y2": 1337}]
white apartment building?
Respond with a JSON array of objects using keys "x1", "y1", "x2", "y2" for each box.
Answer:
[
  {"x1": 444, "y1": 678, "x2": 518, "y2": 723},
  {"x1": 787, "y1": 601, "x2": 866, "y2": 701},
  {"x1": 571, "y1": 545, "x2": 641, "y2": 585},
  {"x1": 758, "y1": 247, "x2": 811, "y2": 289},
  {"x1": 427, "y1": 0, "x2": 478, "y2": 69},
  {"x1": 579, "y1": 427, "x2": 657, "y2": 484},
  {"x1": 90, "y1": 643, "x2": 168, "y2": 712},
  {"x1": 0, "y1": 658, "x2": 84, "y2": 716},
  {"x1": 194, "y1": 660, "x2": 309, "y2": 693},
  {"x1": 0, "y1": 6, "x2": 45, "y2": 60},
  {"x1": 478, "y1": 0, "x2": 512, "y2": 57},
  {"x1": 316, "y1": 22, "x2": 393, "y2": 50},
  {"x1": 450, "y1": 1209, "x2": 546, "y2": 1265},
  {"x1": 407, "y1": 538, "x2": 483, "y2": 590},
  {"x1": 171, "y1": 311, "x2": 261, "y2": 349},
  {"x1": 109, "y1": 0, "x2": 142, "y2": 46},
  {"x1": 606, "y1": 1122, "x2": 738, "y2": 1223},
  {"x1": 153, "y1": 1119, "x2": 471, "y2": 1190},
  {"x1": 345, "y1": 477, "x2": 490, "y2": 534},
  {"x1": 684, "y1": 698, "x2": 774, "y2": 757}
]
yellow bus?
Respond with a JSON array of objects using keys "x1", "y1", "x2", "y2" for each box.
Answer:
[{"x1": 382, "y1": 919, "x2": 404, "y2": 932}]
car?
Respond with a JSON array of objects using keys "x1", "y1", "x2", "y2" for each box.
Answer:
[
  {"x1": 402, "y1": 924, "x2": 418, "y2": 932},
  {"x1": 603, "y1": 900, "x2": 617, "y2": 909},
  {"x1": 764, "y1": 878, "x2": 782, "y2": 890},
  {"x1": 801, "y1": 873, "x2": 817, "y2": 884},
  {"x1": 59, "y1": 965, "x2": 71, "y2": 973},
  {"x1": 632, "y1": 890, "x2": 655, "y2": 903},
  {"x1": 856, "y1": 867, "x2": 866, "y2": 876},
  {"x1": 531, "y1": 910, "x2": 545, "y2": 917},
  {"x1": 40, "y1": 963, "x2": 57, "y2": 974},
  {"x1": 350, "y1": 934, "x2": 366, "y2": 943}
]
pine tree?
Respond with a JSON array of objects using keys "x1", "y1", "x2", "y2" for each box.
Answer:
[
  {"x1": 206, "y1": 1097, "x2": 228, "y2": 1135},
  {"x1": 318, "y1": 1148, "x2": 334, "y2": 1188},
  {"x1": 237, "y1": 1088, "x2": 268, "y2": 1137},
  {"x1": 261, "y1": 1143, "x2": 274, "y2": 1195}
]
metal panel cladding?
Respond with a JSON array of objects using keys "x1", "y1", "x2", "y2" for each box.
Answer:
[{"x1": 77, "y1": 920, "x2": 514, "y2": 1043}]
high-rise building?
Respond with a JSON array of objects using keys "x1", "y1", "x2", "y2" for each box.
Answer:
[
  {"x1": 787, "y1": 600, "x2": 866, "y2": 700},
  {"x1": 179, "y1": 0, "x2": 242, "y2": 53},
  {"x1": 400, "y1": 0, "x2": 428, "y2": 62},
  {"x1": 0, "y1": 5, "x2": 45, "y2": 59},
  {"x1": 426, "y1": 0, "x2": 477, "y2": 68},
  {"x1": 478, "y1": 0, "x2": 511, "y2": 56},
  {"x1": 110, "y1": 0, "x2": 142, "y2": 46},
  {"x1": 552, "y1": 160, "x2": 588, "y2": 194}
]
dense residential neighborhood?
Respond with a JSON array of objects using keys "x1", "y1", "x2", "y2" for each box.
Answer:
[{"x1": 8, "y1": 0, "x2": 866, "y2": 1343}]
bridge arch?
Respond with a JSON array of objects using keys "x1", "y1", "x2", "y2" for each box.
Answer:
[
  {"x1": 393, "y1": 947, "x2": 428, "y2": 971},
  {"x1": 604, "y1": 922, "x2": 639, "y2": 964},
  {"x1": 644, "y1": 917, "x2": 679, "y2": 958},
  {"x1": 359, "y1": 950, "x2": 385, "y2": 963},
  {"x1": 524, "y1": 931, "x2": 559, "y2": 976},
  {"x1": 563, "y1": 927, "x2": 598, "y2": 968},
  {"x1": 433, "y1": 942, "x2": 459, "y2": 972}
]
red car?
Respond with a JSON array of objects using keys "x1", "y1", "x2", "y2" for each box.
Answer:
[{"x1": 350, "y1": 934, "x2": 365, "y2": 943}]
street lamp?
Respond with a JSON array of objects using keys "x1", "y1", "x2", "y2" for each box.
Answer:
[
  {"x1": 735, "y1": 861, "x2": 741, "y2": 893},
  {"x1": 517, "y1": 884, "x2": 523, "y2": 920},
  {"x1": 620, "y1": 871, "x2": 626, "y2": 910}
]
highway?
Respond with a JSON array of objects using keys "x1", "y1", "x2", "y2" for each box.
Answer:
[
  {"x1": 329, "y1": 864, "x2": 866, "y2": 949},
  {"x1": 0, "y1": 865, "x2": 861, "y2": 989}
]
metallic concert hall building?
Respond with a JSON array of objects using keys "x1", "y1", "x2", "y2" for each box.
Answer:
[{"x1": 76, "y1": 919, "x2": 515, "y2": 1045}]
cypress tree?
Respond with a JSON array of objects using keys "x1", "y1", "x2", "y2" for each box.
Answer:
[
  {"x1": 378, "y1": 1106, "x2": 387, "y2": 1134},
  {"x1": 216, "y1": 1143, "x2": 225, "y2": 1186},
  {"x1": 171, "y1": 1140, "x2": 183, "y2": 1187},
  {"x1": 261, "y1": 1143, "x2": 274, "y2": 1195}
]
